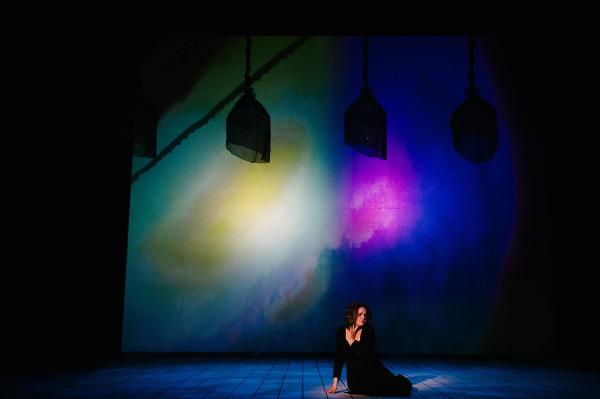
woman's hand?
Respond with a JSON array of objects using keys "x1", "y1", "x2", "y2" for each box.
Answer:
[
  {"x1": 326, "y1": 383, "x2": 338, "y2": 394},
  {"x1": 346, "y1": 325, "x2": 359, "y2": 345},
  {"x1": 349, "y1": 325, "x2": 358, "y2": 340},
  {"x1": 327, "y1": 377, "x2": 339, "y2": 394}
]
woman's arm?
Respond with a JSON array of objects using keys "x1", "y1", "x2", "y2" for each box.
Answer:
[{"x1": 329, "y1": 328, "x2": 345, "y2": 393}]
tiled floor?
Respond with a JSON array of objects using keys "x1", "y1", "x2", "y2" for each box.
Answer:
[{"x1": 2, "y1": 357, "x2": 599, "y2": 398}]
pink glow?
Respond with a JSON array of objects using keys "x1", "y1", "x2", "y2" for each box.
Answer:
[{"x1": 342, "y1": 132, "x2": 422, "y2": 255}]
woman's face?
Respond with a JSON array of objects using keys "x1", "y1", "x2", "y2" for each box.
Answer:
[{"x1": 355, "y1": 307, "x2": 367, "y2": 327}]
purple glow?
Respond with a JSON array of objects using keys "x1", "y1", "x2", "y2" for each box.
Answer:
[{"x1": 341, "y1": 131, "x2": 422, "y2": 255}]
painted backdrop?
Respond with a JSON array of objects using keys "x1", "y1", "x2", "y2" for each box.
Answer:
[{"x1": 122, "y1": 36, "x2": 517, "y2": 353}]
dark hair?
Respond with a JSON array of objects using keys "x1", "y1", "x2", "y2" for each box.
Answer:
[{"x1": 344, "y1": 302, "x2": 372, "y2": 328}]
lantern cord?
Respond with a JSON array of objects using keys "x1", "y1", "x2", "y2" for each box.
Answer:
[
  {"x1": 363, "y1": 35, "x2": 369, "y2": 89},
  {"x1": 245, "y1": 35, "x2": 252, "y2": 93},
  {"x1": 467, "y1": 35, "x2": 479, "y2": 96}
]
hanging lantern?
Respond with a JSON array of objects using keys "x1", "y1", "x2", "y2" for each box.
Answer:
[
  {"x1": 226, "y1": 36, "x2": 271, "y2": 163},
  {"x1": 345, "y1": 86, "x2": 387, "y2": 159},
  {"x1": 451, "y1": 35, "x2": 498, "y2": 163},
  {"x1": 226, "y1": 88, "x2": 271, "y2": 162},
  {"x1": 131, "y1": 95, "x2": 157, "y2": 158},
  {"x1": 451, "y1": 93, "x2": 498, "y2": 163},
  {"x1": 345, "y1": 36, "x2": 387, "y2": 160}
]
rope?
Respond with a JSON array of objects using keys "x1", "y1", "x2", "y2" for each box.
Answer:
[
  {"x1": 363, "y1": 35, "x2": 369, "y2": 88},
  {"x1": 468, "y1": 35, "x2": 476, "y2": 95},
  {"x1": 245, "y1": 35, "x2": 251, "y2": 92}
]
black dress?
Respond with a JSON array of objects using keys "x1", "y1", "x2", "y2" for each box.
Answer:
[{"x1": 333, "y1": 324, "x2": 412, "y2": 396}]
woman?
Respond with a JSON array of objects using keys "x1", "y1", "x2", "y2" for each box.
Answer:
[{"x1": 327, "y1": 302, "x2": 412, "y2": 396}]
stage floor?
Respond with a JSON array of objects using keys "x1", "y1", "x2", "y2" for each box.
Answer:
[{"x1": 3, "y1": 357, "x2": 599, "y2": 398}]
